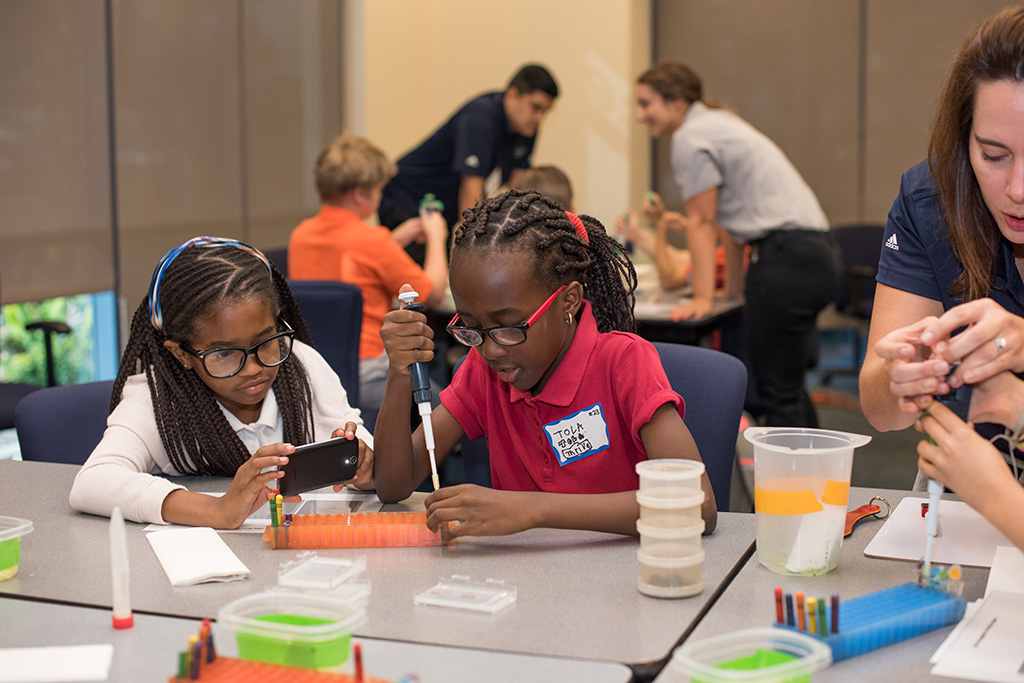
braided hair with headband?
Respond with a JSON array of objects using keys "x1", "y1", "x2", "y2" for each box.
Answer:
[
  {"x1": 452, "y1": 189, "x2": 638, "y2": 334},
  {"x1": 112, "y1": 238, "x2": 317, "y2": 476}
]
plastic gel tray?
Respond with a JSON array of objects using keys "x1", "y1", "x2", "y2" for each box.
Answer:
[
  {"x1": 773, "y1": 582, "x2": 965, "y2": 661},
  {"x1": 262, "y1": 512, "x2": 444, "y2": 549}
]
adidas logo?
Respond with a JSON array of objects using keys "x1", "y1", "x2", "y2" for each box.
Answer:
[{"x1": 885, "y1": 234, "x2": 899, "y2": 251}]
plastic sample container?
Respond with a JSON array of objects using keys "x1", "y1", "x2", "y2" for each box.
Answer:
[
  {"x1": 636, "y1": 459, "x2": 704, "y2": 497},
  {"x1": 215, "y1": 591, "x2": 366, "y2": 670},
  {"x1": 772, "y1": 582, "x2": 965, "y2": 662},
  {"x1": 637, "y1": 519, "x2": 704, "y2": 558},
  {"x1": 745, "y1": 427, "x2": 870, "y2": 576},
  {"x1": 670, "y1": 628, "x2": 832, "y2": 683},
  {"x1": 262, "y1": 511, "x2": 444, "y2": 549},
  {"x1": 637, "y1": 547, "x2": 704, "y2": 598},
  {"x1": 637, "y1": 490, "x2": 705, "y2": 530},
  {"x1": 0, "y1": 517, "x2": 33, "y2": 581}
]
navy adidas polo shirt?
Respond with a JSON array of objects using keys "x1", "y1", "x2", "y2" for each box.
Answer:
[
  {"x1": 379, "y1": 92, "x2": 535, "y2": 229},
  {"x1": 878, "y1": 158, "x2": 1024, "y2": 316}
]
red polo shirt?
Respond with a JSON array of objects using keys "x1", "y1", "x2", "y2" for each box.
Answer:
[{"x1": 440, "y1": 302, "x2": 684, "y2": 494}]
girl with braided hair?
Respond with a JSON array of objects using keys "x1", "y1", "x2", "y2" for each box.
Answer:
[
  {"x1": 70, "y1": 237, "x2": 373, "y2": 528},
  {"x1": 375, "y1": 190, "x2": 715, "y2": 539}
]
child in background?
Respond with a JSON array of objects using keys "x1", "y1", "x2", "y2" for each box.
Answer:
[
  {"x1": 374, "y1": 190, "x2": 716, "y2": 540},
  {"x1": 289, "y1": 132, "x2": 449, "y2": 410},
  {"x1": 70, "y1": 237, "x2": 373, "y2": 528},
  {"x1": 510, "y1": 165, "x2": 574, "y2": 210}
]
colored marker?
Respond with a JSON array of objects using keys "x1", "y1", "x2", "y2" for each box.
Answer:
[
  {"x1": 354, "y1": 642, "x2": 364, "y2": 682},
  {"x1": 275, "y1": 494, "x2": 284, "y2": 530},
  {"x1": 177, "y1": 651, "x2": 187, "y2": 679},
  {"x1": 795, "y1": 591, "x2": 806, "y2": 631},
  {"x1": 185, "y1": 636, "x2": 197, "y2": 679},
  {"x1": 774, "y1": 587, "x2": 784, "y2": 624},
  {"x1": 204, "y1": 618, "x2": 217, "y2": 662},
  {"x1": 109, "y1": 507, "x2": 134, "y2": 629},
  {"x1": 191, "y1": 638, "x2": 202, "y2": 679},
  {"x1": 831, "y1": 594, "x2": 839, "y2": 634},
  {"x1": 807, "y1": 597, "x2": 817, "y2": 634},
  {"x1": 818, "y1": 598, "x2": 827, "y2": 637},
  {"x1": 269, "y1": 492, "x2": 278, "y2": 527},
  {"x1": 785, "y1": 592, "x2": 794, "y2": 627}
]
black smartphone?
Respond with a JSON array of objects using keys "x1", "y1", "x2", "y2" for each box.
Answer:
[{"x1": 278, "y1": 437, "x2": 359, "y2": 496}]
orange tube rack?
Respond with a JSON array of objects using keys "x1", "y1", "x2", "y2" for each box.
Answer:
[
  {"x1": 168, "y1": 655, "x2": 392, "y2": 682},
  {"x1": 262, "y1": 512, "x2": 444, "y2": 549}
]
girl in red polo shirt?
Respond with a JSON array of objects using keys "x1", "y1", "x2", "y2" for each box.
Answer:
[{"x1": 374, "y1": 189, "x2": 716, "y2": 539}]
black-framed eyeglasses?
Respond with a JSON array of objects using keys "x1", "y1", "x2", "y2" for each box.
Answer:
[
  {"x1": 446, "y1": 285, "x2": 566, "y2": 347},
  {"x1": 179, "y1": 320, "x2": 295, "y2": 378}
]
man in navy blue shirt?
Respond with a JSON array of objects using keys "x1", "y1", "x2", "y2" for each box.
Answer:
[{"x1": 378, "y1": 64, "x2": 558, "y2": 262}]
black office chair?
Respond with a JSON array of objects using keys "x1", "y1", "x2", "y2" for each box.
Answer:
[
  {"x1": 819, "y1": 223, "x2": 886, "y2": 383},
  {"x1": 264, "y1": 247, "x2": 289, "y2": 279},
  {"x1": 14, "y1": 380, "x2": 115, "y2": 464},
  {"x1": 453, "y1": 342, "x2": 747, "y2": 511},
  {"x1": 0, "y1": 321, "x2": 71, "y2": 429},
  {"x1": 288, "y1": 280, "x2": 363, "y2": 410}
]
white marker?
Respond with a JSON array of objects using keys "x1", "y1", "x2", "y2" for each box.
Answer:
[{"x1": 110, "y1": 506, "x2": 133, "y2": 628}]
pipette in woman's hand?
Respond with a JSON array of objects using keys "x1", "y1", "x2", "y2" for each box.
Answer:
[{"x1": 398, "y1": 290, "x2": 440, "y2": 491}]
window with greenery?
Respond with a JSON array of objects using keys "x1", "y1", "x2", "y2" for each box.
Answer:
[{"x1": 1, "y1": 295, "x2": 96, "y2": 386}]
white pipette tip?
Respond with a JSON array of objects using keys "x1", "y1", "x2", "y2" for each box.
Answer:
[
  {"x1": 109, "y1": 506, "x2": 134, "y2": 629},
  {"x1": 920, "y1": 478, "x2": 943, "y2": 587},
  {"x1": 419, "y1": 402, "x2": 440, "y2": 491}
]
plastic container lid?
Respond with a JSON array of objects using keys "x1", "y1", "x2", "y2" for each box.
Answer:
[
  {"x1": 277, "y1": 553, "x2": 366, "y2": 590},
  {"x1": 636, "y1": 489, "x2": 705, "y2": 509},
  {"x1": 636, "y1": 459, "x2": 705, "y2": 480},
  {"x1": 414, "y1": 575, "x2": 517, "y2": 614},
  {"x1": 0, "y1": 517, "x2": 33, "y2": 542},
  {"x1": 218, "y1": 591, "x2": 366, "y2": 640},
  {"x1": 637, "y1": 519, "x2": 705, "y2": 538},
  {"x1": 670, "y1": 628, "x2": 832, "y2": 682},
  {"x1": 637, "y1": 547, "x2": 705, "y2": 567}
]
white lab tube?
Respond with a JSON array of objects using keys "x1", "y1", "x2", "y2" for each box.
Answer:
[{"x1": 110, "y1": 506, "x2": 133, "y2": 628}]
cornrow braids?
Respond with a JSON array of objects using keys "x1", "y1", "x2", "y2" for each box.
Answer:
[
  {"x1": 112, "y1": 243, "x2": 317, "y2": 476},
  {"x1": 453, "y1": 189, "x2": 637, "y2": 333}
]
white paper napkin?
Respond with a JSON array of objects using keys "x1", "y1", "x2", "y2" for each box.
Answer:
[{"x1": 146, "y1": 527, "x2": 250, "y2": 586}]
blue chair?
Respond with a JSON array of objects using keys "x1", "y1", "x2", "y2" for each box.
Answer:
[
  {"x1": 263, "y1": 247, "x2": 289, "y2": 279},
  {"x1": 455, "y1": 342, "x2": 747, "y2": 510},
  {"x1": 14, "y1": 380, "x2": 115, "y2": 464},
  {"x1": 651, "y1": 342, "x2": 747, "y2": 511},
  {"x1": 288, "y1": 280, "x2": 363, "y2": 410}
]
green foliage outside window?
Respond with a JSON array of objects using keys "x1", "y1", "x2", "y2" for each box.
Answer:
[{"x1": 0, "y1": 296, "x2": 95, "y2": 385}]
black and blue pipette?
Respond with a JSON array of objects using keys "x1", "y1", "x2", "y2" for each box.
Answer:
[{"x1": 398, "y1": 290, "x2": 439, "y2": 491}]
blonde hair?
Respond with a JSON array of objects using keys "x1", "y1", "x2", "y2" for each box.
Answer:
[
  {"x1": 314, "y1": 133, "x2": 397, "y2": 200},
  {"x1": 512, "y1": 165, "x2": 573, "y2": 209}
]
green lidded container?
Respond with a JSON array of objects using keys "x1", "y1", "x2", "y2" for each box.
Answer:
[
  {"x1": 216, "y1": 590, "x2": 366, "y2": 670},
  {"x1": 0, "y1": 516, "x2": 33, "y2": 581}
]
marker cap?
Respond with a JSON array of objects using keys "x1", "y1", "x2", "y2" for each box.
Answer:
[{"x1": 112, "y1": 613, "x2": 134, "y2": 629}]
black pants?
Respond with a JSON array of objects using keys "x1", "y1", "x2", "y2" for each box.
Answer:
[{"x1": 744, "y1": 229, "x2": 841, "y2": 427}]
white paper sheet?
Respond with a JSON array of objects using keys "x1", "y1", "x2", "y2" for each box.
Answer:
[
  {"x1": 985, "y1": 546, "x2": 1024, "y2": 598},
  {"x1": 0, "y1": 644, "x2": 113, "y2": 682},
  {"x1": 146, "y1": 527, "x2": 250, "y2": 586},
  {"x1": 143, "y1": 489, "x2": 383, "y2": 533},
  {"x1": 863, "y1": 497, "x2": 1012, "y2": 567},
  {"x1": 930, "y1": 592, "x2": 1024, "y2": 681}
]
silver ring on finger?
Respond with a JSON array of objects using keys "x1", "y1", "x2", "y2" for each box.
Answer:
[{"x1": 992, "y1": 336, "x2": 1008, "y2": 354}]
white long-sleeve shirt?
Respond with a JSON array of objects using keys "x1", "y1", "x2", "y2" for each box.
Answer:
[{"x1": 69, "y1": 341, "x2": 372, "y2": 524}]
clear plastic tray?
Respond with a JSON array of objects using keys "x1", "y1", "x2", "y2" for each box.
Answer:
[
  {"x1": 277, "y1": 552, "x2": 366, "y2": 590},
  {"x1": 414, "y1": 575, "x2": 517, "y2": 614}
]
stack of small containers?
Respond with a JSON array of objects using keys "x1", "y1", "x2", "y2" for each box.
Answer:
[{"x1": 635, "y1": 459, "x2": 706, "y2": 598}]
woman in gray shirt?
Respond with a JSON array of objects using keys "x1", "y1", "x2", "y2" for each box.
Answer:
[{"x1": 635, "y1": 62, "x2": 840, "y2": 427}]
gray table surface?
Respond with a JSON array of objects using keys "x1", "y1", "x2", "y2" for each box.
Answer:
[
  {"x1": 653, "y1": 488, "x2": 988, "y2": 682},
  {"x1": 0, "y1": 459, "x2": 756, "y2": 667},
  {"x1": 0, "y1": 596, "x2": 633, "y2": 683}
]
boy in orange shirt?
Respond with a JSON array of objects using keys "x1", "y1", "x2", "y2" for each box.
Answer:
[{"x1": 289, "y1": 133, "x2": 448, "y2": 410}]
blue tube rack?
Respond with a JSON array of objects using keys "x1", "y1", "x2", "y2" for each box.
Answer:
[{"x1": 773, "y1": 582, "x2": 965, "y2": 661}]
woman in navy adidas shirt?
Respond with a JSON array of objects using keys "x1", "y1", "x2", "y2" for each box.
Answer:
[{"x1": 861, "y1": 7, "x2": 1024, "y2": 442}]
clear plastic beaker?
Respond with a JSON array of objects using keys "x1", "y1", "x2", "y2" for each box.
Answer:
[{"x1": 744, "y1": 427, "x2": 871, "y2": 576}]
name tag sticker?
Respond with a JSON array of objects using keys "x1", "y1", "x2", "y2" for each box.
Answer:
[{"x1": 543, "y1": 403, "x2": 610, "y2": 466}]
